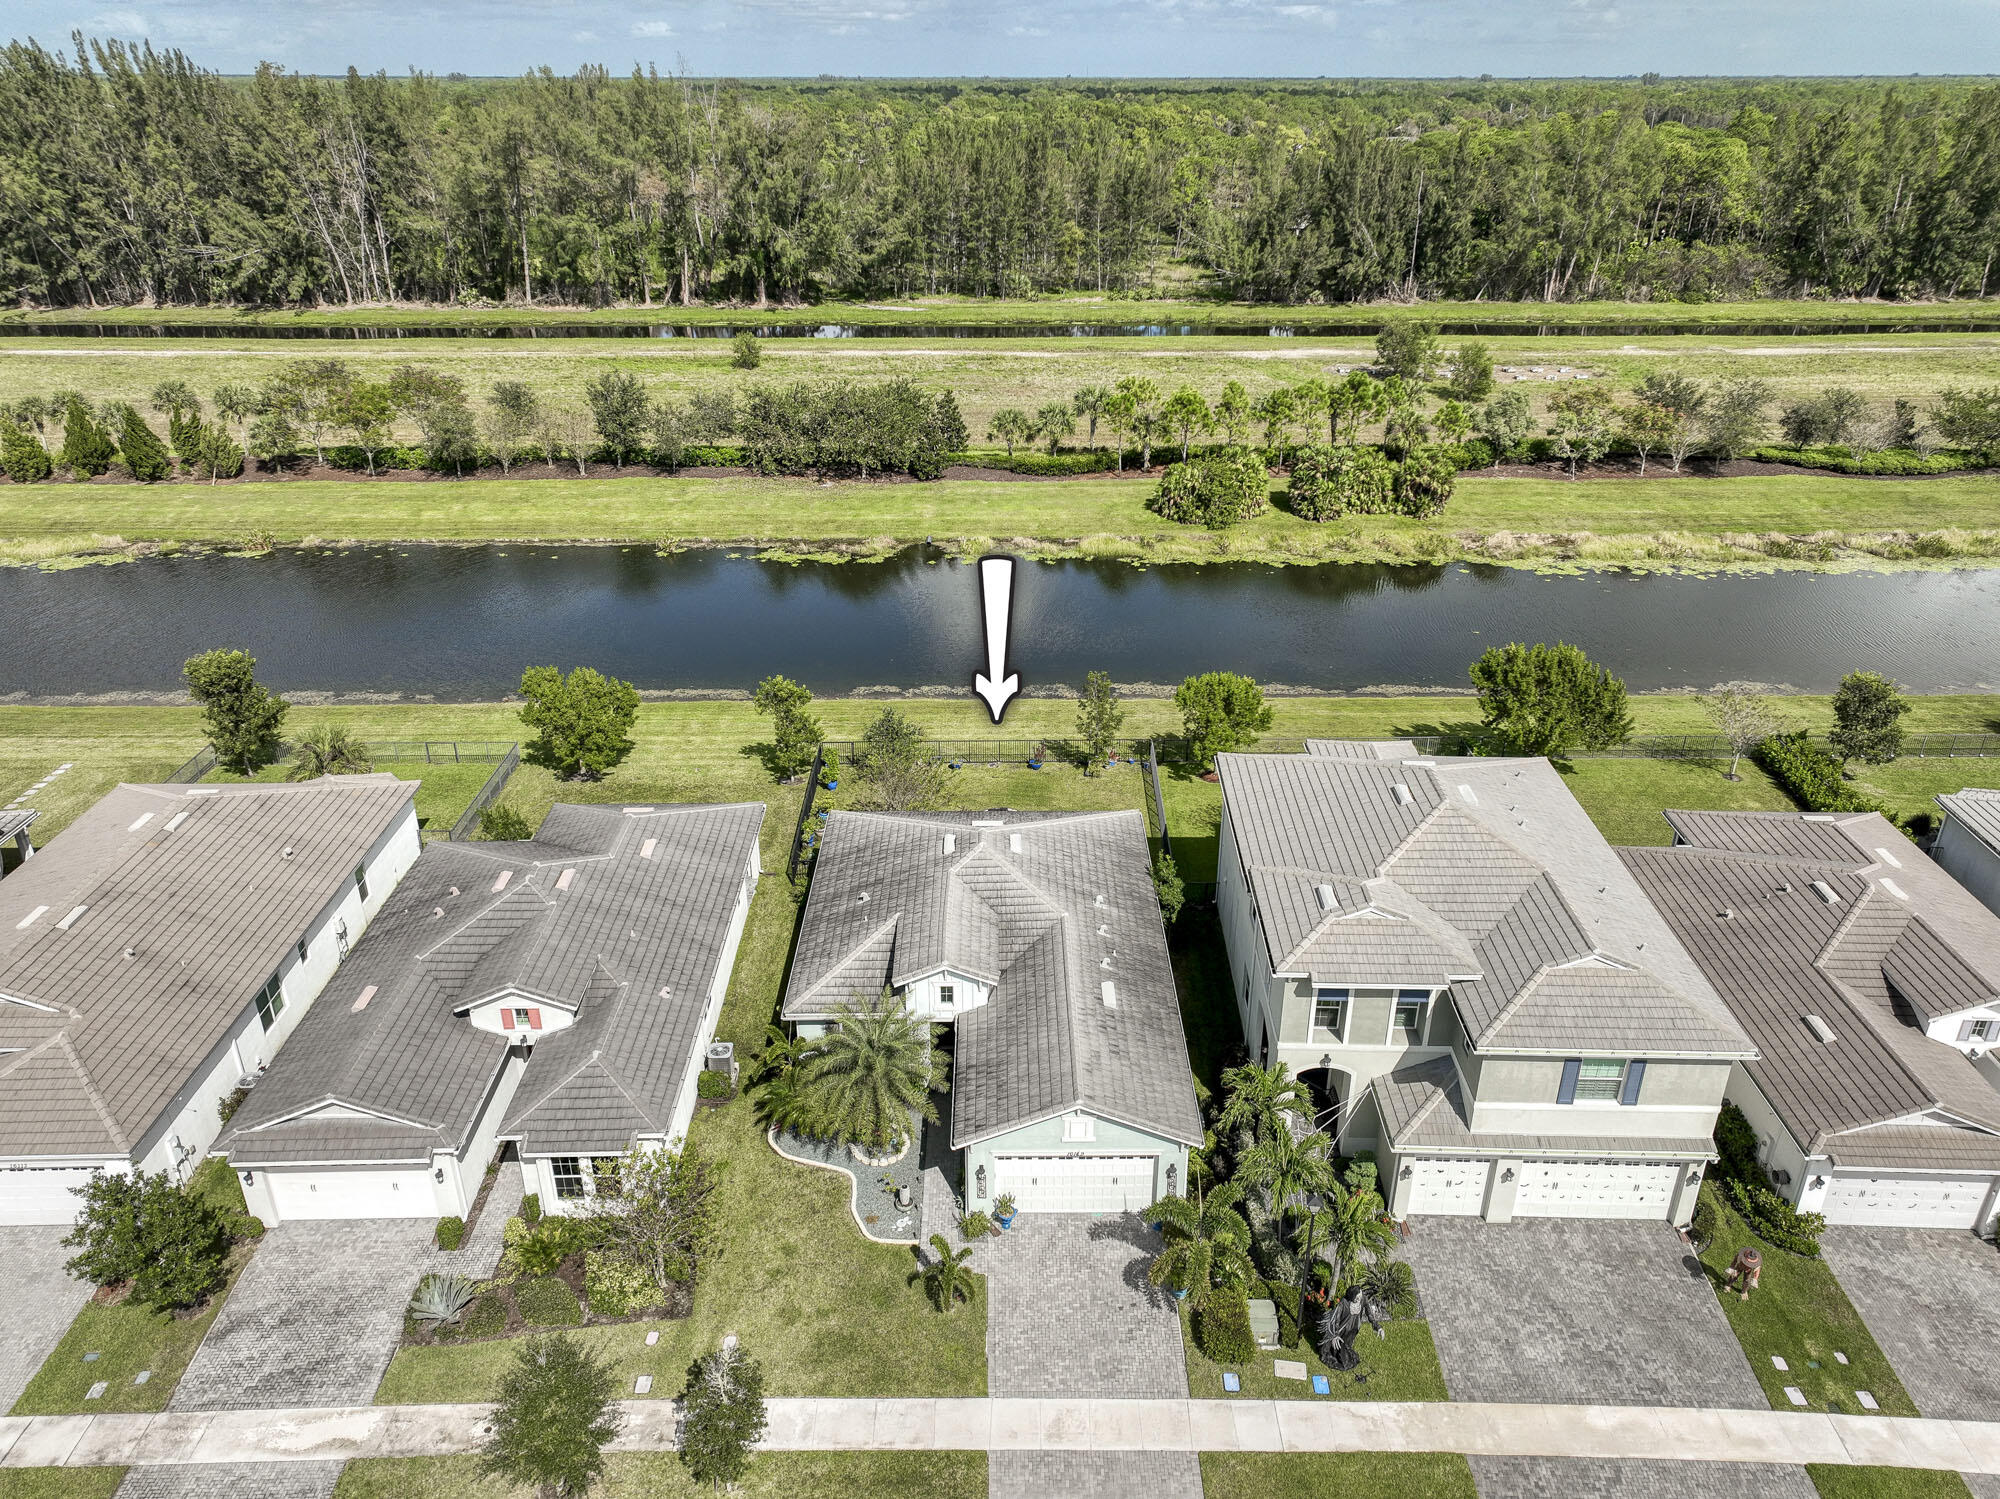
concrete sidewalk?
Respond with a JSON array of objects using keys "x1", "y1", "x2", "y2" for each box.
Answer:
[{"x1": 7, "y1": 1398, "x2": 2000, "y2": 1475}]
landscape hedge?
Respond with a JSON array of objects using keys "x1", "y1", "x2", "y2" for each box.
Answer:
[
  {"x1": 585, "y1": 1251, "x2": 659, "y2": 1318},
  {"x1": 515, "y1": 1274, "x2": 583, "y2": 1326},
  {"x1": 434, "y1": 1215, "x2": 465, "y2": 1251},
  {"x1": 1195, "y1": 1292, "x2": 1258, "y2": 1364},
  {"x1": 1753, "y1": 731, "x2": 1887, "y2": 814},
  {"x1": 1751, "y1": 444, "x2": 1987, "y2": 475}
]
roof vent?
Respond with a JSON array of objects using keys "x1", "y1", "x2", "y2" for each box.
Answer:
[
  {"x1": 164, "y1": 812, "x2": 190, "y2": 832},
  {"x1": 1392, "y1": 783, "x2": 1414, "y2": 806},
  {"x1": 1881, "y1": 878, "x2": 1908, "y2": 901},
  {"x1": 1804, "y1": 1013, "x2": 1837, "y2": 1044},
  {"x1": 1775, "y1": 882, "x2": 1793, "y2": 894},
  {"x1": 448, "y1": 886, "x2": 460, "y2": 897},
  {"x1": 1315, "y1": 883, "x2": 1337, "y2": 913},
  {"x1": 1101, "y1": 981, "x2": 1118, "y2": 1009},
  {"x1": 944, "y1": 833, "x2": 956, "y2": 855},
  {"x1": 1403, "y1": 759, "x2": 1435, "y2": 768},
  {"x1": 1008, "y1": 833, "x2": 1023, "y2": 854},
  {"x1": 624, "y1": 806, "x2": 653, "y2": 813},
  {"x1": 186, "y1": 788, "x2": 218, "y2": 797},
  {"x1": 659, "y1": 986, "x2": 673, "y2": 1000},
  {"x1": 555, "y1": 868, "x2": 576, "y2": 891},
  {"x1": 491, "y1": 871, "x2": 512, "y2": 893},
  {"x1": 1097, "y1": 924, "x2": 1109, "y2": 937},
  {"x1": 433, "y1": 907, "x2": 445, "y2": 919},
  {"x1": 1803, "y1": 813, "x2": 1836, "y2": 823},
  {"x1": 127, "y1": 812, "x2": 154, "y2": 832},
  {"x1": 1717, "y1": 908, "x2": 1734, "y2": 921},
  {"x1": 351, "y1": 985, "x2": 377, "y2": 1012},
  {"x1": 1094, "y1": 893, "x2": 1106, "y2": 908},
  {"x1": 858, "y1": 891, "x2": 870, "y2": 904},
  {"x1": 1875, "y1": 846, "x2": 1903, "y2": 869},
  {"x1": 15, "y1": 905, "x2": 48, "y2": 930},
  {"x1": 1458, "y1": 784, "x2": 1478, "y2": 805},
  {"x1": 123, "y1": 946, "x2": 137, "y2": 961},
  {"x1": 640, "y1": 839, "x2": 657, "y2": 860},
  {"x1": 54, "y1": 904, "x2": 88, "y2": 931},
  {"x1": 282, "y1": 846, "x2": 295, "y2": 859},
  {"x1": 1810, "y1": 880, "x2": 1839, "y2": 905}
]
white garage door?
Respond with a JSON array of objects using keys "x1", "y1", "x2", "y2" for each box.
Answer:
[
  {"x1": 994, "y1": 1155, "x2": 1157, "y2": 1214},
  {"x1": 0, "y1": 1165, "x2": 105, "y2": 1225},
  {"x1": 1405, "y1": 1158, "x2": 1487, "y2": 1216},
  {"x1": 267, "y1": 1166, "x2": 434, "y2": 1221},
  {"x1": 1823, "y1": 1173, "x2": 1998, "y2": 1230},
  {"x1": 1515, "y1": 1159, "x2": 1680, "y2": 1220}
]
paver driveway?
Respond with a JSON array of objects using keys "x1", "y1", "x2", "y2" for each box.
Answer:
[
  {"x1": 1401, "y1": 1218, "x2": 1763, "y2": 1407},
  {"x1": 1821, "y1": 1227, "x2": 2000, "y2": 1421},
  {"x1": 1469, "y1": 1457, "x2": 1818, "y2": 1499},
  {"x1": 0, "y1": 1225, "x2": 93, "y2": 1412},
  {"x1": 168, "y1": 1219, "x2": 436, "y2": 1411}
]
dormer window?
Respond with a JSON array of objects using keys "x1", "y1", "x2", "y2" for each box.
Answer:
[
  {"x1": 501, "y1": 1006, "x2": 543, "y2": 1032},
  {"x1": 938, "y1": 985, "x2": 956, "y2": 1008}
]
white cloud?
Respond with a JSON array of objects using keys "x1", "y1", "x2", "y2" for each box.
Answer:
[
  {"x1": 89, "y1": 8, "x2": 148, "y2": 33},
  {"x1": 631, "y1": 17, "x2": 675, "y2": 35},
  {"x1": 571, "y1": 27, "x2": 600, "y2": 39},
  {"x1": 1006, "y1": 23, "x2": 1048, "y2": 33}
]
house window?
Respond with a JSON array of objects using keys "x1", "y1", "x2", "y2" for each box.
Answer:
[
  {"x1": 1972, "y1": 1019, "x2": 1998, "y2": 1042},
  {"x1": 253, "y1": 972, "x2": 285, "y2": 1031},
  {"x1": 1574, "y1": 1059, "x2": 1628, "y2": 1102},
  {"x1": 1312, "y1": 988, "x2": 1348, "y2": 1043},
  {"x1": 552, "y1": 1157, "x2": 585, "y2": 1199},
  {"x1": 1393, "y1": 991, "x2": 1428, "y2": 1044},
  {"x1": 354, "y1": 862, "x2": 369, "y2": 902},
  {"x1": 591, "y1": 1157, "x2": 623, "y2": 1198},
  {"x1": 1063, "y1": 1114, "x2": 1095, "y2": 1142},
  {"x1": 938, "y1": 985, "x2": 956, "y2": 1008},
  {"x1": 297, "y1": 937, "x2": 309, "y2": 966}
]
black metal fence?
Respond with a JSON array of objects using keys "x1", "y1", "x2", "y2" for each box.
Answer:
[
  {"x1": 164, "y1": 747, "x2": 217, "y2": 783},
  {"x1": 1145, "y1": 739, "x2": 1172, "y2": 856},
  {"x1": 448, "y1": 744, "x2": 523, "y2": 842},
  {"x1": 787, "y1": 742, "x2": 827, "y2": 882}
]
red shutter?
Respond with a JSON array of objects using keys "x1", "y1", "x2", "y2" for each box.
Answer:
[
  {"x1": 527, "y1": 1008, "x2": 543, "y2": 1031},
  {"x1": 500, "y1": 1009, "x2": 515, "y2": 1030}
]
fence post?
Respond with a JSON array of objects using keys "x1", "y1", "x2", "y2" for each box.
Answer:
[{"x1": 788, "y1": 742, "x2": 825, "y2": 883}]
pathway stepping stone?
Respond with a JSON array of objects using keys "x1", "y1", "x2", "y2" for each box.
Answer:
[
  {"x1": 1784, "y1": 1386, "x2": 1808, "y2": 1406},
  {"x1": 85, "y1": 1382, "x2": 106, "y2": 1400},
  {"x1": 1834, "y1": 1352, "x2": 1849, "y2": 1365},
  {"x1": 634, "y1": 1375, "x2": 653, "y2": 1394},
  {"x1": 1771, "y1": 1356, "x2": 1788, "y2": 1370},
  {"x1": 1273, "y1": 1360, "x2": 1307, "y2": 1382},
  {"x1": 134, "y1": 1371, "x2": 151, "y2": 1385},
  {"x1": 1857, "y1": 1391, "x2": 1879, "y2": 1411},
  {"x1": 83, "y1": 1352, "x2": 100, "y2": 1362},
  {"x1": 645, "y1": 1331, "x2": 659, "y2": 1346}
]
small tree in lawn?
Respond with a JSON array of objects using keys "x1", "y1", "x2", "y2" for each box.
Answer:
[
  {"x1": 1253, "y1": 387, "x2": 1296, "y2": 466},
  {"x1": 1469, "y1": 641, "x2": 1633, "y2": 757},
  {"x1": 212, "y1": 382, "x2": 258, "y2": 438},
  {"x1": 1152, "y1": 850, "x2": 1185, "y2": 923},
  {"x1": 1620, "y1": 400, "x2": 1677, "y2": 476},
  {"x1": 1033, "y1": 399, "x2": 1077, "y2": 455},
  {"x1": 915, "y1": 1234, "x2": 976, "y2": 1313},
  {"x1": 59, "y1": 396, "x2": 117, "y2": 477},
  {"x1": 1634, "y1": 371, "x2": 1708, "y2": 472},
  {"x1": 1161, "y1": 385, "x2": 1211, "y2": 462},
  {"x1": 288, "y1": 723, "x2": 373, "y2": 779},
  {"x1": 1829, "y1": 670, "x2": 1910, "y2": 770},
  {"x1": 1445, "y1": 341, "x2": 1494, "y2": 400},
  {"x1": 1699, "y1": 687, "x2": 1783, "y2": 781},
  {"x1": 1103, "y1": 387, "x2": 1136, "y2": 470},
  {"x1": 583, "y1": 1140, "x2": 724, "y2": 1294},
  {"x1": 1476, "y1": 389, "x2": 1533, "y2": 467},
  {"x1": 987, "y1": 408, "x2": 1032, "y2": 458},
  {"x1": 482, "y1": 1333, "x2": 623, "y2": 1499},
  {"x1": 1115, "y1": 375, "x2": 1162, "y2": 466},
  {"x1": 184, "y1": 648, "x2": 289, "y2": 774},
  {"x1": 854, "y1": 706, "x2": 947, "y2": 811},
  {"x1": 328, "y1": 381, "x2": 397, "y2": 476},
  {"x1": 1076, "y1": 670, "x2": 1125, "y2": 774},
  {"x1": 731, "y1": 331, "x2": 762, "y2": 369},
  {"x1": 679, "y1": 1342, "x2": 768, "y2": 1491},
  {"x1": 485, "y1": 380, "x2": 541, "y2": 475},
  {"x1": 1546, "y1": 384, "x2": 1616, "y2": 477},
  {"x1": 2, "y1": 420, "x2": 53, "y2": 483},
  {"x1": 1072, "y1": 384, "x2": 1110, "y2": 448},
  {"x1": 518, "y1": 665, "x2": 641, "y2": 780},
  {"x1": 1175, "y1": 672, "x2": 1274, "y2": 770},
  {"x1": 584, "y1": 371, "x2": 651, "y2": 469},
  {"x1": 64, "y1": 1169, "x2": 233, "y2": 1311},
  {"x1": 1705, "y1": 376, "x2": 1774, "y2": 460},
  {"x1": 753, "y1": 673, "x2": 823, "y2": 781},
  {"x1": 1375, "y1": 320, "x2": 1442, "y2": 383},
  {"x1": 1212, "y1": 379, "x2": 1254, "y2": 446}
]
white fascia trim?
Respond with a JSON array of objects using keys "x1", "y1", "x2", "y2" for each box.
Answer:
[
  {"x1": 1473, "y1": 1045, "x2": 1756, "y2": 1061},
  {"x1": 243, "y1": 1097, "x2": 437, "y2": 1133},
  {"x1": 0, "y1": 990, "x2": 60, "y2": 1012},
  {"x1": 452, "y1": 987, "x2": 576, "y2": 1018}
]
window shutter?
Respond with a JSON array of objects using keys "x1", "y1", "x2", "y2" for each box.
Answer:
[
  {"x1": 500, "y1": 1010, "x2": 515, "y2": 1030},
  {"x1": 1960, "y1": 1018, "x2": 1981, "y2": 1043},
  {"x1": 1619, "y1": 1059, "x2": 1647, "y2": 1107},
  {"x1": 527, "y1": 1008, "x2": 543, "y2": 1030},
  {"x1": 1557, "y1": 1058, "x2": 1581, "y2": 1104}
]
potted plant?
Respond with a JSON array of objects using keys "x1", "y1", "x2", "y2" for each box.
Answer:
[
  {"x1": 1027, "y1": 743, "x2": 1044, "y2": 770},
  {"x1": 820, "y1": 748, "x2": 841, "y2": 790},
  {"x1": 961, "y1": 1210, "x2": 993, "y2": 1242},
  {"x1": 993, "y1": 1193, "x2": 1018, "y2": 1229}
]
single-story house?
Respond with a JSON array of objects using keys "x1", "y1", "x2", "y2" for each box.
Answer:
[
  {"x1": 0, "y1": 777, "x2": 421, "y2": 1224},
  {"x1": 219, "y1": 802, "x2": 764, "y2": 1222},
  {"x1": 1933, "y1": 789, "x2": 2000, "y2": 921},
  {"x1": 1625, "y1": 808, "x2": 2000, "y2": 1233},
  {"x1": 782, "y1": 809, "x2": 1201, "y2": 1215},
  {"x1": 1214, "y1": 742, "x2": 1756, "y2": 1226}
]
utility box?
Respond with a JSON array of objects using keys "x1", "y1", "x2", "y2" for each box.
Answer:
[{"x1": 706, "y1": 1041, "x2": 738, "y2": 1088}]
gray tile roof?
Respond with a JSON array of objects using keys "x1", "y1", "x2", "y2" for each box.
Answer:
[
  {"x1": 784, "y1": 810, "x2": 1201, "y2": 1149},
  {"x1": 1823, "y1": 1124, "x2": 2000, "y2": 1170},
  {"x1": 1305, "y1": 738, "x2": 1422, "y2": 761},
  {"x1": 0, "y1": 778, "x2": 416, "y2": 1161},
  {"x1": 0, "y1": 810, "x2": 39, "y2": 843},
  {"x1": 1622, "y1": 809, "x2": 2000, "y2": 1163},
  {"x1": 1939, "y1": 790, "x2": 2000, "y2": 857},
  {"x1": 1370, "y1": 1056, "x2": 1712, "y2": 1159},
  {"x1": 1218, "y1": 746, "x2": 1751, "y2": 1059},
  {"x1": 221, "y1": 802, "x2": 763, "y2": 1166}
]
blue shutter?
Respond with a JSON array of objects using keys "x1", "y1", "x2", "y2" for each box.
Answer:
[
  {"x1": 1557, "y1": 1058, "x2": 1581, "y2": 1104},
  {"x1": 1620, "y1": 1060, "x2": 1647, "y2": 1107}
]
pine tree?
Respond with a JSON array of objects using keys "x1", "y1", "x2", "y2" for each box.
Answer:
[
  {"x1": 1, "y1": 423, "x2": 52, "y2": 483},
  {"x1": 116, "y1": 405, "x2": 172, "y2": 482},
  {"x1": 183, "y1": 648, "x2": 289, "y2": 773},
  {"x1": 59, "y1": 398, "x2": 117, "y2": 477}
]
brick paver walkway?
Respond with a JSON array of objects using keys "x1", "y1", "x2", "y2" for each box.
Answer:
[
  {"x1": 1469, "y1": 1456, "x2": 1820, "y2": 1498},
  {"x1": 1821, "y1": 1227, "x2": 2000, "y2": 1422}
]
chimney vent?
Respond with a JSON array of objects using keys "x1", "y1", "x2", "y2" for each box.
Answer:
[
  {"x1": 1392, "y1": 783, "x2": 1414, "y2": 806},
  {"x1": 1804, "y1": 1013, "x2": 1837, "y2": 1044},
  {"x1": 1101, "y1": 981, "x2": 1118, "y2": 1009},
  {"x1": 1810, "y1": 880, "x2": 1839, "y2": 905},
  {"x1": 944, "y1": 833, "x2": 956, "y2": 855},
  {"x1": 1008, "y1": 833, "x2": 1023, "y2": 854},
  {"x1": 1315, "y1": 883, "x2": 1337, "y2": 913}
]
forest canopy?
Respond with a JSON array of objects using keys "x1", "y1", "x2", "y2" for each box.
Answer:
[{"x1": 3, "y1": 38, "x2": 1999, "y2": 310}]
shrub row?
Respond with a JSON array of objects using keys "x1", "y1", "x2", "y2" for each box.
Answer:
[
  {"x1": 1753, "y1": 731, "x2": 1887, "y2": 814},
  {"x1": 1750, "y1": 444, "x2": 1989, "y2": 475},
  {"x1": 1194, "y1": 1292, "x2": 1258, "y2": 1364},
  {"x1": 1726, "y1": 1178, "x2": 1827, "y2": 1257}
]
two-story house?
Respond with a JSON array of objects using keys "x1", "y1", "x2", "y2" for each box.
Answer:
[{"x1": 1215, "y1": 741, "x2": 1756, "y2": 1226}]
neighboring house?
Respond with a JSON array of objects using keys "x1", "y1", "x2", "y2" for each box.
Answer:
[
  {"x1": 0, "y1": 778, "x2": 421, "y2": 1224},
  {"x1": 0, "y1": 809, "x2": 37, "y2": 874},
  {"x1": 1625, "y1": 807, "x2": 2000, "y2": 1233},
  {"x1": 220, "y1": 802, "x2": 763, "y2": 1223},
  {"x1": 1933, "y1": 790, "x2": 2000, "y2": 920},
  {"x1": 1215, "y1": 741, "x2": 1755, "y2": 1226},
  {"x1": 782, "y1": 809, "x2": 1201, "y2": 1215}
]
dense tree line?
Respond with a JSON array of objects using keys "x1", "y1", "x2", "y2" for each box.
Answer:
[{"x1": 3, "y1": 41, "x2": 1999, "y2": 310}]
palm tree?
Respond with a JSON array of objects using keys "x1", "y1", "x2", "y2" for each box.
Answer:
[
  {"x1": 1072, "y1": 385, "x2": 1110, "y2": 449},
  {"x1": 752, "y1": 1068, "x2": 820, "y2": 1139},
  {"x1": 750, "y1": 1022, "x2": 813, "y2": 1084},
  {"x1": 1144, "y1": 1180, "x2": 1255, "y2": 1309},
  {"x1": 792, "y1": 992, "x2": 945, "y2": 1152},
  {"x1": 913, "y1": 1234, "x2": 976, "y2": 1314},
  {"x1": 287, "y1": 724, "x2": 372, "y2": 781},
  {"x1": 1237, "y1": 1122, "x2": 1336, "y2": 1242},
  {"x1": 1302, "y1": 1179, "x2": 1401, "y2": 1294},
  {"x1": 1215, "y1": 1061, "x2": 1312, "y2": 1144},
  {"x1": 1355, "y1": 1257, "x2": 1417, "y2": 1319}
]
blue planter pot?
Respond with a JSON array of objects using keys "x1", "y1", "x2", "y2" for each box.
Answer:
[
  {"x1": 822, "y1": 779, "x2": 837, "y2": 790},
  {"x1": 1027, "y1": 761, "x2": 1043, "y2": 770},
  {"x1": 995, "y1": 1212, "x2": 1017, "y2": 1229},
  {"x1": 1173, "y1": 1288, "x2": 1189, "y2": 1302}
]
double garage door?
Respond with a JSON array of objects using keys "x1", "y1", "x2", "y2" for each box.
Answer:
[
  {"x1": 1403, "y1": 1157, "x2": 1680, "y2": 1221},
  {"x1": 1823, "y1": 1172, "x2": 1999, "y2": 1230},
  {"x1": 0, "y1": 1165, "x2": 103, "y2": 1225},
  {"x1": 266, "y1": 1166, "x2": 436, "y2": 1221},
  {"x1": 993, "y1": 1155, "x2": 1158, "y2": 1214}
]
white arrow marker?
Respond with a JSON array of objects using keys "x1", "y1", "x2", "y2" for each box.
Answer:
[{"x1": 972, "y1": 554, "x2": 1022, "y2": 724}]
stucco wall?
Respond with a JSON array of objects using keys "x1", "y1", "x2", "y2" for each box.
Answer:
[
  {"x1": 1936, "y1": 817, "x2": 2000, "y2": 922},
  {"x1": 964, "y1": 1110, "x2": 1188, "y2": 1210}
]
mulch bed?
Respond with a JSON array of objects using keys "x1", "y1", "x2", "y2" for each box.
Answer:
[{"x1": 399, "y1": 1248, "x2": 692, "y2": 1349}]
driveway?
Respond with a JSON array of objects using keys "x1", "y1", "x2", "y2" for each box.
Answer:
[
  {"x1": 1401, "y1": 1218, "x2": 1763, "y2": 1407},
  {"x1": 0, "y1": 1225, "x2": 94, "y2": 1411},
  {"x1": 1469, "y1": 1458, "x2": 1817, "y2": 1499},
  {"x1": 168, "y1": 1219, "x2": 437, "y2": 1411},
  {"x1": 1821, "y1": 1227, "x2": 2000, "y2": 1421}
]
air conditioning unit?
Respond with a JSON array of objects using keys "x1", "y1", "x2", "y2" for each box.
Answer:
[
  {"x1": 1770, "y1": 1169, "x2": 1793, "y2": 1187},
  {"x1": 706, "y1": 1041, "x2": 738, "y2": 1087}
]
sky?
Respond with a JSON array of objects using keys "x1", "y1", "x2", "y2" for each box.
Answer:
[{"x1": 9, "y1": 0, "x2": 2000, "y2": 79}]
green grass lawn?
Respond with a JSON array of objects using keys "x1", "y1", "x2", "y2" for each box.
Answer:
[
  {"x1": 10, "y1": 1160, "x2": 253, "y2": 1416},
  {"x1": 1178, "y1": 1302, "x2": 1449, "y2": 1402},
  {"x1": 1808, "y1": 1468, "x2": 1977, "y2": 1499},
  {"x1": 374, "y1": 874, "x2": 988, "y2": 1405},
  {"x1": 1695, "y1": 1187, "x2": 1919, "y2": 1419},
  {"x1": 334, "y1": 1451, "x2": 987, "y2": 1499},
  {"x1": 1200, "y1": 1452, "x2": 1477, "y2": 1499},
  {"x1": 0, "y1": 1472, "x2": 128, "y2": 1499}
]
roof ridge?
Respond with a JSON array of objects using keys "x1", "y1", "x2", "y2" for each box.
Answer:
[
  {"x1": 1473, "y1": 962, "x2": 1557, "y2": 1046},
  {"x1": 797, "y1": 912, "x2": 900, "y2": 1007},
  {"x1": 57, "y1": 1029, "x2": 131, "y2": 1153},
  {"x1": 1374, "y1": 796, "x2": 1450, "y2": 878},
  {"x1": 415, "y1": 881, "x2": 553, "y2": 964},
  {"x1": 1393, "y1": 1061, "x2": 1455, "y2": 1144}
]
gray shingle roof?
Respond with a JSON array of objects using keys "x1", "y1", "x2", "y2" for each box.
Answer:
[
  {"x1": 1938, "y1": 789, "x2": 2000, "y2": 857},
  {"x1": 0, "y1": 810, "x2": 39, "y2": 843},
  {"x1": 222, "y1": 802, "x2": 763, "y2": 1165},
  {"x1": 1218, "y1": 747, "x2": 1750, "y2": 1058},
  {"x1": 0, "y1": 778, "x2": 415, "y2": 1160},
  {"x1": 784, "y1": 810, "x2": 1201, "y2": 1148},
  {"x1": 1623, "y1": 809, "x2": 2000, "y2": 1162},
  {"x1": 1370, "y1": 1056, "x2": 1712, "y2": 1159}
]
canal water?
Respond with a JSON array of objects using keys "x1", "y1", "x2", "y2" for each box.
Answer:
[{"x1": 4, "y1": 548, "x2": 1998, "y2": 701}]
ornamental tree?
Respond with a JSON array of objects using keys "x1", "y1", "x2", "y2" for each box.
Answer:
[
  {"x1": 1075, "y1": 670, "x2": 1125, "y2": 774},
  {"x1": 63, "y1": 1169, "x2": 233, "y2": 1311},
  {"x1": 679, "y1": 1343, "x2": 768, "y2": 1490},
  {"x1": 584, "y1": 371, "x2": 651, "y2": 468},
  {"x1": 1175, "y1": 671, "x2": 1274, "y2": 769},
  {"x1": 481, "y1": 1334, "x2": 623, "y2": 1499},
  {"x1": 116, "y1": 405, "x2": 172, "y2": 481},
  {"x1": 518, "y1": 665, "x2": 641, "y2": 780},
  {"x1": 1469, "y1": 641, "x2": 1633, "y2": 757},
  {"x1": 59, "y1": 397, "x2": 117, "y2": 477},
  {"x1": 1829, "y1": 670, "x2": 1910, "y2": 768},
  {"x1": 1287, "y1": 443, "x2": 1395, "y2": 520},
  {"x1": 753, "y1": 673, "x2": 823, "y2": 781},
  {"x1": 184, "y1": 648, "x2": 290, "y2": 773}
]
